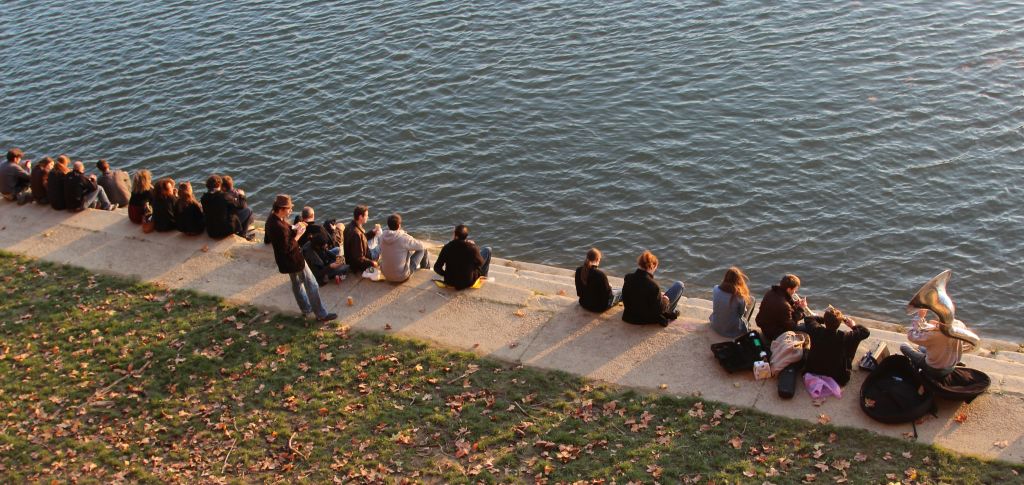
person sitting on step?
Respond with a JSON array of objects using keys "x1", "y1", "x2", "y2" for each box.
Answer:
[
  {"x1": 621, "y1": 250, "x2": 684, "y2": 327},
  {"x1": 574, "y1": 247, "x2": 621, "y2": 312}
]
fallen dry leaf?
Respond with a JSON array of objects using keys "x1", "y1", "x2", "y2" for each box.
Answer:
[
  {"x1": 818, "y1": 414, "x2": 831, "y2": 425},
  {"x1": 902, "y1": 451, "x2": 912, "y2": 459},
  {"x1": 853, "y1": 452, "x2": 868, "y2": 462},
  {"x1": 954, "y1": 412, "x2": 968, "y2": 424},
  {"x1": 728, "y1": 436, "x2": 743, "y2": 449},
  {"x1": 994, "y1": 440, "x2": 1010, "y2": 449}
]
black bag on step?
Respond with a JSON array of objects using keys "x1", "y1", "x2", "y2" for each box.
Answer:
[
  {"x1": 860, "y1": 355, "x2": 936, "y2": 425},
  {"x1": 777, "y1": 363, "x2": 802, "y2": 399},
  {"x1": 711, "y1": 330, "x2": 771, "y2": 374}
]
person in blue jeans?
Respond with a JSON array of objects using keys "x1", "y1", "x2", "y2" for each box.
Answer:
[
  {"x1": 621, "y1": 250, "x2": 684, "y2": 327},
  {"x1": 265, "y1": 194, "x2": 336, "y2": 322}
]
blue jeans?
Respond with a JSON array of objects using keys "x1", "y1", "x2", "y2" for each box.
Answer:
[
  {"x1": 289, "y1": 263, "x2": 329, "y2": 318},
  {"x1": 900, "y1": 344, "x2": 954, "y2": 378},
  {"x1": 662, "y1": 281, "x2": 685, "y2": 314},
  {"x1": 609, "y1": 288, "x2": 623, "y2": 307},
  {"x1": 479, "y1": 246, "x2": 492, "y2": 276},
  {"x1": 82, "y1": 186, "x2": 113, "y2": 210},
  {"x1": 410, "y1": 249, "x2": 430, "y2": 272}
]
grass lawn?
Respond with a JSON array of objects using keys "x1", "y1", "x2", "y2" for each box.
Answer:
[{"x1": 0, "y1": 251, "x2": 1021, "y2": 484}]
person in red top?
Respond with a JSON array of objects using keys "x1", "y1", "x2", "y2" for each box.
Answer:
[{"x1": 265, "y1": 194, "x2": 336, "y2": 322}]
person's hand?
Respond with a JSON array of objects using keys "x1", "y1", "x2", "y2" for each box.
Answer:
[
  {"x1": 917, "y1": 308, "x2": 928, "y2": 319},
  {"x1": 796, "y1": 297, "x2": 808, "y2": 309},
  {"x1": 661, "y1": 294, "x2": 670, "y2": 306},
  {"x1": 844, "y1": 317, "x2": 855, "y2": 327},
  {"x1": 23, "y1": 160, "x2": 31, "y2": 170},
  {"x1": 294, "y1": 222, "x2": 307, "y2": 237},
  {"x1": 371, "y1": 260, "x2": 379, "y2": 268}
]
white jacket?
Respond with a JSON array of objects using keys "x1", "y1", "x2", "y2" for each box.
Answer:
[{"x1": 379, "y1": 229, "x2": 426, "y2": 282}]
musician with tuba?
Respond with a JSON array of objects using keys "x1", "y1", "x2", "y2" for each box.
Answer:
[{"x1": 902, "y1": 270, "x2": 980, "y2": 379}]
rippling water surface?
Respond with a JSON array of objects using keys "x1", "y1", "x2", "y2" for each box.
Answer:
[{"x1": 3, "y1": 0, "x2": 1023, "y2": 339}]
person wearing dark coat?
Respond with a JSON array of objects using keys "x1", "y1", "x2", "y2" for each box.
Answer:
[
  {"x1": 302, "y1": 233, "x2": 348, "y2": 285},
  {"x1": 343, "y1": 204, "x2": 381, "y2": 274},
  {"x1": 200, "y1": 175, "x2": 245, "y2": 239},
  {"x1": 174, "y1": 182, "x2": 205, "y2": 236},
  {"x1": 151, "y1": 177, "x2": 177, "y2": 232},
  {"x1": 621, "y1": 250, "x2": 684, "y2": 326},
  {"x1": 755, "y1": 274, "x2": 808, "y2": 344},
  {"x1": 30, "y1": 157, "x2": 53, "y2": 205},
  {"x1": 799, "y1": 306, "x2": 870, "y2": 386},
  {"x1": 1, "y1": 148, "x2": 32, "y2": 204},
  {"x1": 265, "y1": 194, "x2": 335, "y2": 322},
  {"x1": 48, "y1": 156, "x2": 71, "y2": 211},
  {"x1": 63, "y1": 161, "x2": 113, "y2": 211},
  {"x1": 575, "y1": 247, "x2": 621, "y2": 312},
  {"x1": 127, "y1": 169, "x2": 154, "y2": 224},
  {"x1": 433, "y1": 224, "x2": 491, "y2": 290}
]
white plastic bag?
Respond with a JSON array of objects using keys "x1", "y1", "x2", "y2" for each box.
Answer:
[{"x1": 361, "y1": 266, "x2": 383, "y2": 281}]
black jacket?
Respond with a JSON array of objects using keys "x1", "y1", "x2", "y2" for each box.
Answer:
[
  {"x1": 200, "y1": 190, "x2": 240, "y2": 239},
  {"x1": 621, "y1": 269, "x2": 667, "y2": 325},
  {"x1": 755, "y1": 286, "x2": 806, "y2": 343},
  {"x1": 48, "y1": 171, "x2": 67, "y2": 210},
  {"x1": 152, "y1": 194, "x2": 177, "y2": 232},
  {"x1": 433, "y1": 239, "x2": 485, "y2": 290},
  {"x1": 302, "y1": 241, "x2": 337, "y2": 284},
  {"x1": 63, "y1": 171, "x2": 96, "y2": 211},
  {"x1": 175, "y1": 200, "x2": 205, "y2": 235},
  {"x1": 266, "y1": 212, "x2": 305, "y2": 274},
  {"x1": 575, "y1": 265, "x2": 613, "y2": 312},
  {"x1": 30, "y1": 165, "x2": 49, "y2": 204},
  {"x1": 802, "y1": 318, "x2": 870, "y2": 386}
]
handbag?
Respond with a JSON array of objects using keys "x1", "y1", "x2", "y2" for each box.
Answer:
[{"x1": 361, "y1": 266, "x2": 383, "y2": 281}]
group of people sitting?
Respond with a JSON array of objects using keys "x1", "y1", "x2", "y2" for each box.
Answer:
[
  {"x1": 574, "y1": 249, "x2": 964, "y2": 387},
  {"x1": 2, "y1": 147, "x2": 968, "y2": 385},
  {"x1": 263, "y1": 195, "x2": 493, "y2": 323},
  {"x1": 0, "y1": 148, "x2": 255, "y2": 239}
]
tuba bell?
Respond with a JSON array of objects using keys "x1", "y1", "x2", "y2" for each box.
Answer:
[{"x1": 907, "y1": 270, "x2": 980, "y2": 351}]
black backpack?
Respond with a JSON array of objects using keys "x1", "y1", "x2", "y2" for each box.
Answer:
[
  {"x1": 711, "y1": 330, "x2": 772, "y2": 374},
  {"x1": 322, "y1": 218, "x2": 343, "y2": 249},
  {"x1": 860, "y1": 355, "x2": 936, "y2": 432}
]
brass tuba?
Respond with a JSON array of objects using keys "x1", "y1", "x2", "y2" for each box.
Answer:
[{"x1": 907, "y1": 270, "x2": 980, "y2": 351}]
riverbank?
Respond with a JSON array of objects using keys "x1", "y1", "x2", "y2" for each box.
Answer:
[{"x1": 1, "y1": 202, "x2": 1023, "y2": 466}]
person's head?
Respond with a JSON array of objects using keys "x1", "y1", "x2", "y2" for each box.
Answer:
[
  {"x1": 387, "y1": 213, "x2": 402, "y2": 231},
  {"x1": 38, "y1": 156, "x2": 54, "y2": 170},
  {"x1": 720, "y1": 266, "x2": 751, "y2": 304},
  {"x1": 222, "y1": 175, "x2": 234, "y2": 191},
  {"x1": 156, "y1": 177, "x2": 176, "y2": 197},
  {"x1": 300, "y1": 206, "x2": 314, "y2": 222},
  {"x1": 453, "y1": 224, "x2": 469, "y2": 241},
  {"x1": 205, "y1": 174, "x2": 222, "y2": 191},
  {"x1": 54, "y1": 155, "x2": 70, "y2": 174},
  {"x1": 585, "y1": 247, "x2": 602, "y2": 266},
  {"x1": 131, "y1": 169, "x2": 152, "y2": 193},
  {"x1": 177, "y1": 181, "x2": 194, "y2": 201},
  {"x1": 96, "y1": 159, "x2": 110, "y2": 173},
  {"x1": 312, "y1": 232, "x2": 328, "y2": 250},
  {"x1": 780, "y1": 274, "x2": 801, "y2": 295},
  {"x1": 637, "y1": 250, "x2": 658, "y2": 272},
  {"x1": 353, "y1": 205, "x2": 369, "y2": 224},
  {"x1": 7, "y1": 148, "x2": 24, "y2": 164},
  {"x1": 273, "y1": 194, "x2": 294, "y2": 217},
  {"x1": 72, "y1": 161, "x2": 85, "y2": 173},
  {"x1": 823, "y1": 306, "x2": 845, "y2": 331}
]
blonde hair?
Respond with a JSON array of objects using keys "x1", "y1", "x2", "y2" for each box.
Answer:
[{"x1": 131, "y1": 170, "x2": 153, "y2": 194}]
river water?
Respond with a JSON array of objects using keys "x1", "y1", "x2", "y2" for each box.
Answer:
[{"x1": 2, "y1": 1, "x2": 1023, "y2": 340}]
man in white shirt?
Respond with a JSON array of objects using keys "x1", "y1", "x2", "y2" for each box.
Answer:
[
  {"x1": 900, "y1": 308, "x2": 963, "y2": 378},
  {"x1": 379, "y1": 213, "x2": 429, "y2": 282}
]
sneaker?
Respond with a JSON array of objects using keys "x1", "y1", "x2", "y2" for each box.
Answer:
[{"x1": 318, "y1": 313, "x2": 338, "y2": 322}]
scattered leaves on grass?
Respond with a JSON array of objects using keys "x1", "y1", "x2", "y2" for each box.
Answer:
[{"x1": 817, "y1": 413, "x2": 831, "y2": 425}]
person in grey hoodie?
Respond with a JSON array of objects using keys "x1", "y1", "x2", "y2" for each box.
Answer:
[{"x1": 379, "y1": 213, "x2": 430, "y2": 282}]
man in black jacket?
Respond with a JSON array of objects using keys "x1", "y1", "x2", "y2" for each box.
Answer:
[
  {"x1": 433, "y1": 224, "x2": 491, "y2": 289},
  {"x1": 201, "y1": 175, "x2": 246, "y2": 239},
  {"x1": 64, "y1": 161, "x2": 114, "y2": 211},
  {"x1": 800, "y1": 306, "x2": 869, "y2": 386},
  {"x1": 265, "y1": 194, "x2": 336, "y2": 322},
  {"x1": 621, "y1": 250, "x2": 684, "y2": 327}
]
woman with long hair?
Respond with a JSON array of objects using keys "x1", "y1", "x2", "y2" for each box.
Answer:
[
  {"x1": 174, "y1": 181, "x2": 205, "y2": 236},
  {"x1": 574, "y1": 248, "x2": 621, "y2": 312},
  {"x1": 151, "y1": 177, "x2": 177, "y2": 232},
  {"x1": 128, "y1": 169, "x2": 153, "y2": 224},
  {"x1": 709, "y1": 266, "x2": 753, "y2": 338}
]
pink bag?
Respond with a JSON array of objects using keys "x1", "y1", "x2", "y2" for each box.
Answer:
[{"x1": 803, "y1": 372, "x2": 842, "y2": 399}]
